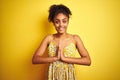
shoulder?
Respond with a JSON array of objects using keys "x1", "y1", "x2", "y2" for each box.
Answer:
[
  {"x1": 44, "y1": 34, "x2": 52, "y2": 39},
  {"x1": 42, "y1": 34, "x2": 53, "y2": 43},
  {"x1": 72, "y1": 34, "x2": 82, "y2": 43},
  {"x1": 73, "y1": 34, "x2": 81, "y2": 40},
  {"x1": 67, "y1": 33, "x2": 82, "y2": 42}
]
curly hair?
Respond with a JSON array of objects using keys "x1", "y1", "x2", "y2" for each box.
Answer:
[{"x1": 48, "y1": 4, "x2": 72, "y2": 22}]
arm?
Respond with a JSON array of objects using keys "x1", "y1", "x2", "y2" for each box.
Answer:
[
  {"x1": 60, "y1": 35, "x2": 91, "y2": 66},
  {"x1": 32, "y1": 35, "x2": 59, "y2": 64}
]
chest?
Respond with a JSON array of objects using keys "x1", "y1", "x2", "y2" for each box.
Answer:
[{"x1": 48, "y1": 42, "x2": 76, "y2": 57}]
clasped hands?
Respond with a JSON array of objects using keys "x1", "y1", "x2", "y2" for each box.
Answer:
[{"x1": 54, "y1": 40, "x2": 66, "y2": 61}]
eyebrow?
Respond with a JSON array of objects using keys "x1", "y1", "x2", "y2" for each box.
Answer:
[{"x1": 55, "y1": 18, "x2": 68, "y2": 21}]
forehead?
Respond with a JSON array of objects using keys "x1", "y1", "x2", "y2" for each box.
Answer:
[{"x1": 54, "y1": 13, "x2": 68, "y2": 20}]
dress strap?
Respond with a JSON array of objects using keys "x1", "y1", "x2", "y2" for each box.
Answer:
[
  {"x1": 49, "y1": 34, "x2": 54, "y2": 42},
  {"x1": 71, "y1": 34, "x2": 75, "y2": 40},
  {"x1": 71, "y1": 34, "x2": 77, "y2": 45}
]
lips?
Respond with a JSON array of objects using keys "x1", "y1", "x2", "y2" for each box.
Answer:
[
  {"x1": 56, "y1": 26, "x2": 66, "y2": 33},
  {"x1": 59, "y1": 27, "x2": 65, "y2": 31}
]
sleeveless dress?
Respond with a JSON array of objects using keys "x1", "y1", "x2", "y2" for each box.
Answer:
[{"x1": 48, "y1": 41, "x2": 77, "y2": 80}]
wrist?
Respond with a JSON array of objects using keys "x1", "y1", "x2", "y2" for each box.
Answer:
[
  {"x1": 61, "y1": 55, "x2": 66, "y2": 61},
  {"x1": 53, "y1": 57, "x2": 59, "y2": 62}
]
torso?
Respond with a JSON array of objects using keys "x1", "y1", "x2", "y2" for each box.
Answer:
[
  {"x1": 47, "y1": 33, "x2": 77, "y2": 80},
  {"x1": 48, "y1": 33, "x2": 76, "y2": 48}
]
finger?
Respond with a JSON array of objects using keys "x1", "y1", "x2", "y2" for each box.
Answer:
[
  {"x1": 59, "y1": 40, "x2": 62, "y2": 47},
  {"x1": 58, "y1": 50, "x2": 61, "y2": 58},
  {"x1": 58, "y1": 43, "x2": 61, "y2": 48},
  {"x1": 58, "y1": 49, "x2": 60, "y2": 54},
  {"x1": 58, "y1": 40, "x2": 60, "y2": 44}
]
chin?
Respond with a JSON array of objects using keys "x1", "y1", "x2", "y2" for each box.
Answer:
[{"x1": 58, "y1": 31, "x2": 65, "y2": 34}]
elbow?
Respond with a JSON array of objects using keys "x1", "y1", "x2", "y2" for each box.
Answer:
[
  {"x1": 32, "y1": 56, "x2": 43, "y2": 64},
  {"x1": 86, "y1": 58, "x2": 91, "y2": 66},
  {"x1": 32, "y1": 56, "x2": 38, "y2": 64},
  {"x1": 80, "y1": 56, "x2": 91, "y2": 66},
  {"x1": 87, "y1": 60, "x2": 91, "y2": 66},
  {"x1": 32, "y1": 58, "x2": 36, "y2": 64}
]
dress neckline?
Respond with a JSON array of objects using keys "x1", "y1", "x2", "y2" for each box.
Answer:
[{"x1": 49, "y1": 41, "x2": 76, "y2": 49}]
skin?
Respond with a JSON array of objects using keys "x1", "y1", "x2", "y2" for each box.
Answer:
[{"x1": 32, "y1": 13, "x2": 91, "y2": 66}]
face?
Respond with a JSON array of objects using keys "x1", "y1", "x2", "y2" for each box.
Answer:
[{"x1": 53, "y1": 13, "x2": 69, "y2": 34}]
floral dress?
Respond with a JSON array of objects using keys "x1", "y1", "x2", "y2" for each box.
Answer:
[{"x1": 48, "y1": 41, "x2": 77, "y2": 80}]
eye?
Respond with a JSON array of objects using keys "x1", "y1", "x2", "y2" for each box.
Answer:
[
  {"x1": 54, "y1": 20, "x2": 59, "y2": 24},
  {"x1": 63, "y1": 20, "x2": 67, "y2": 23}
]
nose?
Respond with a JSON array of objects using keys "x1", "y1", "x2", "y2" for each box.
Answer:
[{"x1": 59, "y1": 21, "x2": 63, "y2": 27}]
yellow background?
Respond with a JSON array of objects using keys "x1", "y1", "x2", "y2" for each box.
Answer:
[{"x1": 1, "y1": 0, "x2": 120, "y2": 80}]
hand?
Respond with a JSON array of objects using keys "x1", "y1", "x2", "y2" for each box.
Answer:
[
  {"x1": 60, "y1": 50, "x2": 66, "y2": 61},
  {"x1": 54, "y1": 40, "x2": 66, "y2": 61},
  {"x1": 58, "y1": 40, "x2": 66, "y2": 61},
  {"x1": 54, "y1": 41, "x2": 62, "y2": 61},
  {"x1": 54, "y1": 51, "x2": 60, "y2": 61},
  {"x1": 57, "y1": 46, "x2": 61, "y2": 60}
]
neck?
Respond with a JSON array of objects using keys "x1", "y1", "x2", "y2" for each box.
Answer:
[{"x1": 56, "y1": 32, "x2": 68, "y2": 38}]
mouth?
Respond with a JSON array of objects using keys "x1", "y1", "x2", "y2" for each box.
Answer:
[{"x1": 58, "y1": 27, "x2": 65, "y2": 31}]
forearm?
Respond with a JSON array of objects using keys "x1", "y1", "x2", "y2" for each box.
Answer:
[
  {"x1": 62, "y1": 57, "x2": 91, "y2": 66},
  {"x1": 32, "y1": 56, "x2": 58, "y2": 64}
]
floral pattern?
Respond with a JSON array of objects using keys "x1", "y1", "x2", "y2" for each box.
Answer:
[{"x1": 48, "y1": 42, "x2": 77, "y2": 80}]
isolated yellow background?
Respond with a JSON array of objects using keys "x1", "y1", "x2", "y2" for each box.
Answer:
[{"x1": 1, "y1": 0, "x2": 120, "y2": 80}]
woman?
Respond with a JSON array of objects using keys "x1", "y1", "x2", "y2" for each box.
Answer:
[{"x1": 32, "y1": 4, "x2": 91, "y2": 80}]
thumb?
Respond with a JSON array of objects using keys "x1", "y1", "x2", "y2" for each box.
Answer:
[{"x1": 59, "y1": 40, "x2": 62, "y2": 48}]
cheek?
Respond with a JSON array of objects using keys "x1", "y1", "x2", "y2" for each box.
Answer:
[
  {"x1": 53, "y1": 22, "x2": 69, "y2": 28},
  {"x1": 64, "y1": 23, "x2": 68, "y2": 27},
  {"x1": 53, "y1": 24, "x2": 59, "y2": 30},
  {"x1": 54, "y1": 24, "x2": 59, "y2": 28},
  {"x1": 66, "y1": 23, "x2": 68, "y2": 26}
]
